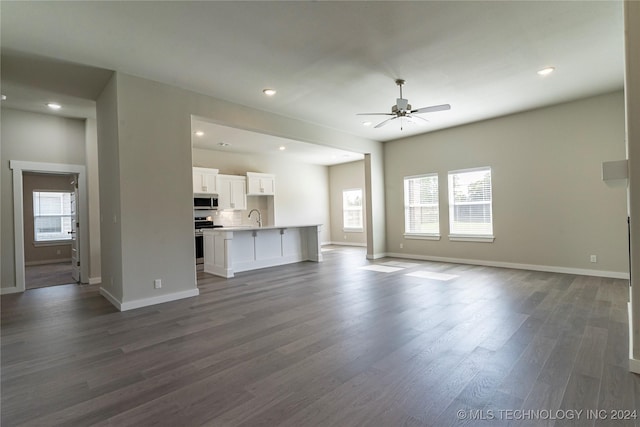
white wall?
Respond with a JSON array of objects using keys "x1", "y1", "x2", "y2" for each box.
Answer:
[
  {"x1": 384, "y1": 91, "x2": 628, "y2": 276},
  {"x1": 328, "y1": 160, "x2": 366, "y2": 245},
  {"x1": 192, "y1": 148, "x2": 331, "y2": 243},
  {"x1": 624, "y1": 0, "x2": 640, "y2": 369},
  {"x1": 1, "y1": 108, "x2": 86, "y2": 289},
  {"x1": 96, "y1": 75, "x2": 124, "y2": 301},
  {"x1": 96, "y1": 72, "x2": 379, "y2": 309},
  {"x1": 85, "y1": 118, "x2": 101, "y2": 283}
]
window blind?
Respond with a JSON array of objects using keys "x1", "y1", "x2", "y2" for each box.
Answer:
[
  {"x1": 404, "y1": 174, "x2": 439, "y2": 235},
  {"x1": 343, "y1": 189, "x2": 363, "y2": 230},
  {"x1": 33, "y1": 191, "x2": 73, "y2": 241},
  {"x1": 448, "y1": 167, "x2": 493, "y2": 236}
]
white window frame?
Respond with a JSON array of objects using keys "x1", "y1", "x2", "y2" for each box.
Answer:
[
  {"x1": 342, "y1": 188, "x2": 363, "y2": 232},
  {"x1": 403, "y1": 173, "x2": 440, "y2": 240},
  {"x1": 447, "y1": 166, "x2": 494, "y2": 243},
  {"x1": 33, "y1": 190, "x2": 74, "y2": 243}
]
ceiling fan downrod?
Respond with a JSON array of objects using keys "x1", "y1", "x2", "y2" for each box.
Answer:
[{"x1": 396, "y1": 79, "x2": 405, "y2": 99}]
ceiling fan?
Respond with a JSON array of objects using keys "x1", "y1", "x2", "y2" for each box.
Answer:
[{"x1": 357, "y1": 79, "x2": 451, "y2": 130}]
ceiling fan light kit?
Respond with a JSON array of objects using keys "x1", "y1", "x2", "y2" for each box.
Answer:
[{"x1": 357, "y1": 79, "x2": 451, "y2": 130}]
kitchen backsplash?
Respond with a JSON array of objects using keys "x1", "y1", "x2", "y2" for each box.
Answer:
[{"x1": 194, "y1": 197, "x2": 272, "y2": 227}]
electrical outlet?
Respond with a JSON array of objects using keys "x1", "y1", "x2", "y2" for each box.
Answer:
[
  {"x1": 56, "y1": 249, "x2": 61, "y2": 255},
  {"x1": 590, "y1": 255, "x2": 597, "y2": 263},
  {"x1": 154, "y1": 279, "x2": 162, "y2": 289},
  {"x1": 400, "y1": 243, "x2": 403, "y2": 249},
  {"x1": 344, "y1": 235, "x2": 347, "y2": 240}
]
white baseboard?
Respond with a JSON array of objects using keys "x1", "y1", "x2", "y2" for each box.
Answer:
[
  {"x1": 629, "y1": 302, "x2": 640, "y2": 375},
  {"x1": 384, "y1": 252, "x2": 630, "y2": 280},
  {"x1": 0, "y1": 286, "x2": 21, "y2": 295},
  {"x1": 326, "y1": 241, "x2": 367, "y2": 247},
  {"x1": 366, "y1": 252, "x2": 388, "y2": 260},
  {"x1": 88, "y1": 276, "x2": 102, "y2": 285},
  {"x1": 99, "y1": 287, "x2": 121, "y2": 309},
  {"x1": 25, "y1": 259, "x2": 72, "y2": 266},
  {"x1": 100, "y1": 287, "x2": 199, "y2": 311}
]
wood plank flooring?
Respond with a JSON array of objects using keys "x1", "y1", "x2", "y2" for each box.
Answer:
[
  {"x1": 24, "y1": 262, "x2": 75, "y2": 289},
  {"x1": 2, "y1": 246, "x2": 639, "y2": 426}
]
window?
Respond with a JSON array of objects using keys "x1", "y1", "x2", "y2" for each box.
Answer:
[
  {"x1": 448, "y1": 167, "x2": 493, "y2": 241},
  {"x1": 33, "y1": 191, "x2": 73, "y2": 242},
  {"x1": 404, "y1": 174, "x2": 439, "y2": 238},
  {"x1": 343, "y1": 189, "x2": 363, "y2": 231}
]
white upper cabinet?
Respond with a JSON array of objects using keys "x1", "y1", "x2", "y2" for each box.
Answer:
[
  {"x1": 217, "y1": 174, "x2": 247, "y2": 210},
  {"x1": 193, "y1": 167, "x2": 219, "y2": 194},
  {"x1": 246, "y1": 172, "x2": 276, "y2": 196}
]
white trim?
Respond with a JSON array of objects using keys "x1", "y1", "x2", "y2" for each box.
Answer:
[
  {"x1": 1, "y1": 286, "x2": 21, "y2": 295},
  {"x1": 449, "y1": 234, "x2": 495, "y2": 243},
  {"x1": 10, "y1": 161, "x2": 90, "y2": 291},
  {"x1": 404, "y1": 234, "x2": 441, "y2": 241},
  {"x1": 32, "y1": 241, "x2": 73, "y2": 247},
  {"x1": 343, "y1": 228, "x2": 364, "y2": 233},
  {"x1": 629, "y1": 302, "x2": 640, "y2": 374},
  {"x1": 448, "y1": 165, "x2": 491, "y2": 175},
  {"x1": 366, "y1": 252, "x2": 388, "y2": 260},
  {"x1": 89, "y1": 276, "x2": 102, "y2": 285},
  {"x1": 385, "y1": 252, "x2": 630, "y2": 279},
  {"x1": 327, "y1": 241, "x2": 367, "y2": 247},
  {"x1": 25, "y1": 259, "x2": 72, "y2": 266},
  {"x1": 99, "y1": 287, "x2": 122, "y2": 310},
  {"x1": 100, "y1": 287, "x2": 200, "y2": 312}
]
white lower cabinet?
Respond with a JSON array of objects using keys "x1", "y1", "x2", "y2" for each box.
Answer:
[{"x1": 216, "y1": 174, "x2": 247, "y2": 210}]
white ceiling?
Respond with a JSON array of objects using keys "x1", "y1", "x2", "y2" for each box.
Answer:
[
  {"x1": 192, "y1": 117, "x2": 363, "y2": 166},
  {"x1": 0, "y1": 1, "x2": 625, "y2": 144}
]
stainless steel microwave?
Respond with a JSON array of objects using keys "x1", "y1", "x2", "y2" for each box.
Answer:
[{"x1": 194, "y1": 195, "x2": 218, "y2": 210}]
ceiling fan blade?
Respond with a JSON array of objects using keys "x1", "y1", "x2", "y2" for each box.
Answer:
[
  {"x1": 374, "y1": 117, "x2": 397, "y2": 128},
  {"x1": 411, "y1": 104, "x2": 451, "y2": 114},
  {"x1": 356, "y1": 113, "x2": 395, "y2": 116},
  {"x1": 407, "y1": 114, "x2": 429, "y2": 124}
]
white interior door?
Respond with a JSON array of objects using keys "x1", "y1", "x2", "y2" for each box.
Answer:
[{"x1": 70, "y1": 176, "x2": 80, "y2": 282}]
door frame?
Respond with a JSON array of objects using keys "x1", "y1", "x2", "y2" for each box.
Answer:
[{"x1": 7, "y1": 160, "x2": 88, "y2": 293}]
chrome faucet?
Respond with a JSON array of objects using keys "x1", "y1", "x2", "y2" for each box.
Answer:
[{"x1": 248, "y1": 209, "x2": 262, "y2": 227}]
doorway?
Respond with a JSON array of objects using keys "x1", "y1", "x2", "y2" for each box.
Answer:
[
  {"x1": 22, "y1": 172, "x2": 78, "y2": 289},
  {"x1": 8, "y1": 160, "x2": 88, "y2": 293}
]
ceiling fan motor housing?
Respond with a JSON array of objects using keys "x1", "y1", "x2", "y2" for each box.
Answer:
[{"x1": 394, "y1": 98, "x2": 411, "y2": 114}]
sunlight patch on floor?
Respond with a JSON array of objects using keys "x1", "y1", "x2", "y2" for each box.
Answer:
[
  {"x1": 359, "y1": 265, "x2": 404, "y2": 273},
  {"x1": 405, "y1": 271, "x2": 459, "y2": 281}
]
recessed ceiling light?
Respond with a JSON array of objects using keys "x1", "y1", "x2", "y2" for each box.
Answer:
[
  {"x1": 47, "y1": 102, "x2": 62, "y2": 110},
  {"x1": 194, "y1": 131, "x2": 205, "y2": 137},
  {"x1": 263, "y1": 88, "x2": 276, "y2": 96},
  {"x1": 279, "y1": 146, "x2": 286, "y2": 151},
  {"x1": 537, "y1": 67, "x2": 555, "y2": 76},
  {"x1": 362, "y1": 121, "x2": 372, "y2": 127},
  {"x1": 218, "y1": 142, "x2": 230, "y2": 147}
]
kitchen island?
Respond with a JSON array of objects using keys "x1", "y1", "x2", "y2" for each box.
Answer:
[{"x1": 202, "y1": 225, "x2": 323, "y2": 278}]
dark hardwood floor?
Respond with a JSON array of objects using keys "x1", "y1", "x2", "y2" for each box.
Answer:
[
  {"x1": 24, "y1": 262, "x2": 75, "y2": 289},
  {"x1": 2, "y1": 246, "x2": 638, "y2": 426}
]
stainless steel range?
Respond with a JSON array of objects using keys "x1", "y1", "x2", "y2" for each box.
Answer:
[{"x1": 195, "y1": 216, "x2": 222, "y2": 267}]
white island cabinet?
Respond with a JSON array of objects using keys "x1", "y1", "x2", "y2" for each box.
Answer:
[{"x1": 203, "y1": 225, "x2": 323, "y2": 278}]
